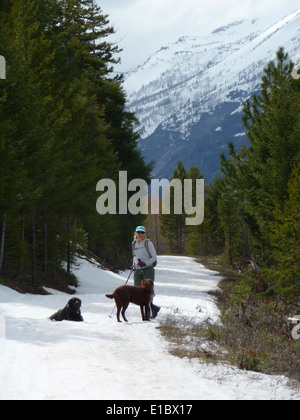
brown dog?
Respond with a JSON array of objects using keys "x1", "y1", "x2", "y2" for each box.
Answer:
[{"x1": 106, "y1": 279, "x2": 154, "y2": 322}]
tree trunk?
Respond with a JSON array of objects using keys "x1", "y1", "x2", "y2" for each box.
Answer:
[
  {"x1": 32, "y1": 215, "x2": 37, "y2": 285},
  {"x1": 67, "y1": 218, "x2": 71, "y2": 274},
  {"x1": 0, "y1": 214, "x2": 7, "y2": 272},
  {"x1": 44, "y1": 220, "x2": 48, "y2": 275},
  {"x1": 18, "y1": 216, "x2": 26, "y2": 278}
]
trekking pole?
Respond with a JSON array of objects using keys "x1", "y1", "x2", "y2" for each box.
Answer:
[
  {"x1": 108, "y1": 268, "x2": 134, "y2": 318},
  {"x1": 125, "y1": 268, "x2": 135, "y2": 286}
]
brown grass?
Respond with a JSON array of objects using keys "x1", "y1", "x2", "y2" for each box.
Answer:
[{"x1": 158, "y1": 284, "x2": 300, "y2": 381}]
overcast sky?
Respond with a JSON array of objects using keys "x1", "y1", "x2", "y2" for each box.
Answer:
[{"x1": 97, "y1": 0, "x2": 299, "y2": 72}]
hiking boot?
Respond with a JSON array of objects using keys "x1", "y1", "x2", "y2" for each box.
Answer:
[{"x1": 150, "y1": 303, "x2": 161, "y2": 319}]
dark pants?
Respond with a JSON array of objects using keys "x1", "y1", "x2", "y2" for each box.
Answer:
[
  {"x1": 134, "y1": 266, "x2": 155, "y2": 286},
  {"x1": 134, "y1": 266, "x2": 160, "y2": 318}
]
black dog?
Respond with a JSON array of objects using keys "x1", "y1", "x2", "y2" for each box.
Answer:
[{"x1": 50, "y1": 298, "x2": 84, "y2": 322}]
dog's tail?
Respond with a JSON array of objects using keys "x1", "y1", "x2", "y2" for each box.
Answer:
[{"x1": 105, "y1": 293, "x2": 115, "y2": 299}]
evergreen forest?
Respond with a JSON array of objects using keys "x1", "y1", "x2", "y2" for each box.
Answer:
[
  {"x1": 160, "y1": 48, "x2": 300, "y2": 301},
  {"x1": 0, "y1": 1, "x2": 299, "y2": 303},
  {"x1": 0, "y1": 0, "x2": 152, "y2": 290}
]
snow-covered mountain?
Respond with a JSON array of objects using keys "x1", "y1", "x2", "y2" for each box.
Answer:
[{"x1": 124, "y1": 10, "x2": 300, "y2": 181}]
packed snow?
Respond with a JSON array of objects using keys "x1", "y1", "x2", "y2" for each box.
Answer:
[{"x1": 0, "y1": 256, "x2": 299, "y2": 400}]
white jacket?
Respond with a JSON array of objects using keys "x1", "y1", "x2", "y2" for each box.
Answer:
[{"x1": 132, "y1": 239, "x2": 157, "y2": 268}]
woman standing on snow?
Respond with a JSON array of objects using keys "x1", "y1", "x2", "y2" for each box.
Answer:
[{"x1": 132, "y1": 226, "x2": 161, "y2": 319}]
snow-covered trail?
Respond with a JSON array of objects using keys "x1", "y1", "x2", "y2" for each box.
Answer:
[{"x1": 0, "y1": 256, "x2": 299, "y2": 400}]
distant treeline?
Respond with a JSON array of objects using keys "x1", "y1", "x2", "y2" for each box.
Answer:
[
  {"x1": 160, "y1": 48, "x2": 300, "y2": 299},
  {"x1": 0, "y1": 0, "x2": 152, "y2": 286}
]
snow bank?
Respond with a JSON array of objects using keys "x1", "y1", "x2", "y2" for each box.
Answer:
[{"x1": 0, "y1": 256, "x2": 299, "y2": 400}]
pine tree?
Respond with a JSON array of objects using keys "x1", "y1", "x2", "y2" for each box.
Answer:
[
  {"x1": 160, "y1": 159, "x2": 187, "y2": 255},
  {"x1": 268, "y1": 155, "x2": 300, "y2": 297},
  {"x1": 0, "y1": 0, "x2": 60, "y2": 280},
  {"x1": 215, "y1": 144, "x2": 252, "y2": 265},
  {"x1": 0, "y1": 0, "x2": 153, "y2": 283},
  {"x1": 185, "y1": 166, "x2": 207, "y2": 256},
  {"x1": 243, "y1": 48, "x2": 300, "y2": 261}
]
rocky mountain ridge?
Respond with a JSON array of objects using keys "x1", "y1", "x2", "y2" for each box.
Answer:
[{"x1": 124, "y1": 10, "x2": 300, "y2": 180}]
